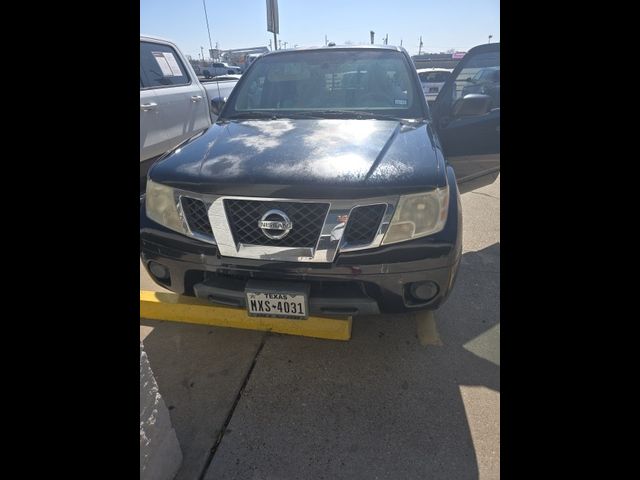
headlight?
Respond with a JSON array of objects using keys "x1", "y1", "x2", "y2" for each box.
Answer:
[
  {"x1": 382, "y1": 187, "x2": 449, "y2": 245},
  {"x1": 145, "y1": 179, "x2": 188, "y2": 234}
]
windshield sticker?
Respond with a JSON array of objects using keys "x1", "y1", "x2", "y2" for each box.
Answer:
[
  {"x1": 152, "y1": 52, "x2": 174, "y2": 76},
  {"x1": 152, "y1": 52, "x2": 181, "y2": 77},
  {"x1": 394, "y1": 99, "x2": 408, "y2": 105},
  {"x1": 162, "y1": 52, "x2": 183, "y2": 76}
]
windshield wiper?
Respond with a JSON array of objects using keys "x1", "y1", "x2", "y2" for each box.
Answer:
[
  {"x1": 222, "y1": 111, "x2": 326, "y2": 121},
  {"x1": 222, "y1": 110, "x2": 424, "y2": 123},
  {"x1": 309, "y1": 110, "x2": 422, "y2": 122}
]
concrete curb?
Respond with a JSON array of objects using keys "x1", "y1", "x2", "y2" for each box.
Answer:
[
  {"x1": 140, "y1": 290, "x2": 352, "y2": 341},
  {"x1": 140, "y1": 342, "x2": 183, "y2": 480}
]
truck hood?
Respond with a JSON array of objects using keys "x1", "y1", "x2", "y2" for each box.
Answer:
[{"x1": 150, "y1": 118, "x2": 446, "y2": 198}]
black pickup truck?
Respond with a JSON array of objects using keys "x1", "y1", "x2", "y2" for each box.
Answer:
[{"x1": 140, "y1": 43, "x2": 500, "y2": 318}]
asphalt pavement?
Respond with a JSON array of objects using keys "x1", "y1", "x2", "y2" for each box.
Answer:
[{"x1": 141, "y1": 174, "x2": 500, "y2": 479}]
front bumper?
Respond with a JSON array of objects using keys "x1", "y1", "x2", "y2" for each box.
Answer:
[
  {"x1": 141, "y1": 239, "x2": 460, "y2": 314},
  {"x1": 140, "y1": 170, "x2": 462, "y2": 315}
]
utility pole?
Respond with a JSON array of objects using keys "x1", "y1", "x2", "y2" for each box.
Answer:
[
  {"x1": 370, "y1": 31, "x2": 375, "y2": 44},
  {"x1": 325, "y1": 35, "x2": 328, "y2": 46},
  {"x1": 488, "y1": 34, "x2": 493, "y2": 44},
  {"x1": 400, "y1": 39, "x2": 403, "y2": 47},
  {"x1": 266, "y1": 0, "x2": 279, "y2": 50},
  {"x1": 418, "y1": 36, "x2": 423, "y2": 55},
  {"x1": 384, "y1": 34, "x2": 388, "y2": 45},
  {"x1": 202, "y1": 0, "x2": 213, "y2": 53},
  {"x1": 200, "y1": 46, "x2": 204, "y2": 61},
  {"x1": 269, "y1": 38, "x2": 272, "y2": 51}
]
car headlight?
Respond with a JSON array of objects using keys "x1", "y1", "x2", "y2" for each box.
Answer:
[
  {"x1": 382, "y1": 187, "x2": 449, "y2": 245},
  {"x1": 145, "y1": 179, "x2": 188, "y2": 234}
]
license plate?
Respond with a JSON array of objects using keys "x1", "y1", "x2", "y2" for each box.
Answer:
[
  {"x1": 429, "y1": 87, "x2": 439, "y2": 93},
  {"x1": 246, "y1": 292, "x2": 307, "y2": 319},
  {"x1": 245, "y1": 280, "x2": 309, "y2": 320}
]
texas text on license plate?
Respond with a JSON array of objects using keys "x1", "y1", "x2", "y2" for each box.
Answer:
[{"x1": 246, "y1": 291, "x2": 308, "y2": 319}]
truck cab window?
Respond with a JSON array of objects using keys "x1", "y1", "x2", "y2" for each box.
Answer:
[{"x1": 140, "y1": 41, "x2": 190, "y2": 88}]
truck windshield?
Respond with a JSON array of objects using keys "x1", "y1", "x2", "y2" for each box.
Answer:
[{"x1": 223, "y1": 49, "x2": 425, "y2": 119}]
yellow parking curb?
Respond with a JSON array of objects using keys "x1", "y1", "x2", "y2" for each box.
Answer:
[{"x1": 140, "y1": 290, "x2": 352, "y2": 341}]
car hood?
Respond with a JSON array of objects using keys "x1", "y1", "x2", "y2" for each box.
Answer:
[{"x1": 150, "y1": 118, "x2": 446, "y2": 198}]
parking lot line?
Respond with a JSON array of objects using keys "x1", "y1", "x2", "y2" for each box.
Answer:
[
  {"x1": 416, "y1": 311, "x2": 443, "y2": 346},
  {"x1": 140, "y1": 290, "x2": 352, "y2": 341}
]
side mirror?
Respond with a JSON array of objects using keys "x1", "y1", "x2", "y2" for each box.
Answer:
[
  {"x1": 210, "y1": 96, "x2": 227, "y2": 116},
  {"x1": 452, "y1": 94, "x2": 491, "y2": 117}
]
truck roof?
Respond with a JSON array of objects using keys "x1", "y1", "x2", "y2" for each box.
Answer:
[
  {"x1": 140, "y1": 34, "x2": 178, "y2": 46},
  {"x1": 262, "y1": 44, "x2": 407, "y2": 57}
]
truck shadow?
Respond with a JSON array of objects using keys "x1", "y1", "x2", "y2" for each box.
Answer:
[
  {"x1": 142, "y1": 242, "x2": 500, "y2": 479},
  {"x1": 457, "y1": 168, "x2": 500, "y2": 195}
]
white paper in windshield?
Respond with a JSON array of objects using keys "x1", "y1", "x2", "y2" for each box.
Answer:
[
  {"x1": 162, "y1": 52, "x2": 183, "y2": 76},
  {"x1": 152, "y1": 52, "x2": 174, "y2": 76}
]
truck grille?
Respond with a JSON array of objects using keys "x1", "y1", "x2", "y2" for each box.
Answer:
[
  {"x1": 224, "y1": 199, "x2": 329, "y2": 247},
  {"x1": 181, "y1": 197, "x2": 214, "y2": 238},
  {"x1": 343, "y1": 204, "x2": 387, "y2": 245}
]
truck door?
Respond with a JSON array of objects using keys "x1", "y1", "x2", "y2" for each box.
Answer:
[
  {"x1": 139, "y1": 63, "x2": 165, "y2": 163},
  {"x1": 431, "y1": 43, "x2": 500, "y2": 186},
  {"x1": 139, "y1": 41, "x2": 211, "y2": 160}
]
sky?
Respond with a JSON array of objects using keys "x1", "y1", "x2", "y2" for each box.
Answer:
[{"x1": 140, "y1": 0, "x2": 500, "y2": 60}]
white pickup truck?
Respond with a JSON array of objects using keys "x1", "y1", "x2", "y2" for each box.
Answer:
[
  {"x1": 201, "y1": 62, "x2": 242, "y2": 78},
  {"x1": 140, "y1": 35, "x2": 239, "y2": 192}
]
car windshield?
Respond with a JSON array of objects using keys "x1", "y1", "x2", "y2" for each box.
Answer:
[{"x1": 223, "y1": 49, "x2": 425, "y2": 119}]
